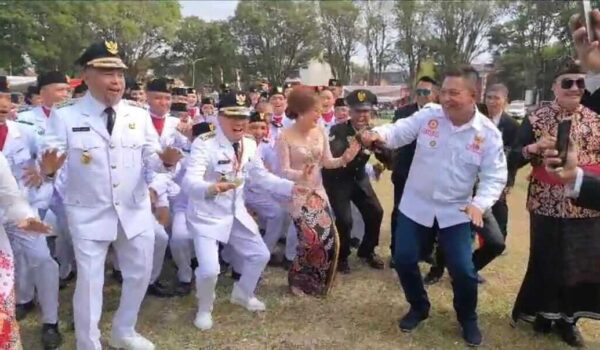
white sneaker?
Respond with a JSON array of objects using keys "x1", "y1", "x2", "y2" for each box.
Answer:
[
  {"x1": 230, "y1": 284, "x2": 266, "y2": 312},
  {"x1": 194, "y1": 311, "x2": 213, "y2": 331},
  {"x1": 108, "y1": 333, "x2": 155, "y2": 350}
]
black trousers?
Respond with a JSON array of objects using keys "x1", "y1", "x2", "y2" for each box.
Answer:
[
  {"x1": 390, "y1": 178, "x2": 406, "y2": 257},
  {"x1": 325, "y1": 177, "x2": 383, "y2": 261},
  {"x1": 492, "y1": 196, "x2": 509, "y2": 238},
  {"x1": 429, "y1": 209, "x2": 506, "y2": 275}
]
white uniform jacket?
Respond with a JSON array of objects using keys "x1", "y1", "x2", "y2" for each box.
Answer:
[{"x1": 183, "y1": 128, "x2": 294, "y2": 243}]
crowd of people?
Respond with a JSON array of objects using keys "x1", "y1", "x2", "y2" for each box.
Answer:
[{"x1": 0, "y1": 8, "x2": 600, "y2": 350}]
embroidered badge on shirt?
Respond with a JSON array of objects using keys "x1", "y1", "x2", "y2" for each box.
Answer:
[
  {"x1": 217, "y1": 159, "x2": 231, "y2": 165},
  {"x1": 81, "y1": 151, "x2": 92, "y2": 164},
  {"x1": 72, "y1": 127, "x2": 90, "y2": 132},
  {"x1": 422, "y1": 119, "x2": 440, "y2": 138},
  {"x1": 128, "y1": 123, "x2": 136, "y2": 129}
]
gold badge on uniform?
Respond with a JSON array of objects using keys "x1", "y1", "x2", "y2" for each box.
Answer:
[
  {"x1": 236, "y1": 94, "x2": 247, "y2": 106},
  {"x1": 105, "y1": 41, "x2": 119, "y2": 55},
  {"x1": 357, "y1": 91, "x2": 366, "y2": 102},
  {"x1": 81, "y1": 151, "x2": 92, "y2": 164},
  {"x1": 128, "y1": 123, "x2": 136, "y2": 129}
]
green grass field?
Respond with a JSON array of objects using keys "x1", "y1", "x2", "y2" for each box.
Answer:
[{"x1": 19, "y1": 172, "x2": 600, "y2": 349}]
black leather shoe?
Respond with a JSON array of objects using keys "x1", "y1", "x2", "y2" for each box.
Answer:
[
  {"x1": 358, "y1": 253, "x2": 384, "y2": 269},
  {"x1": 556, "y1": 320, "x2": 585, "y2": 348},
  {"x1": 191, "y1": 257, "x2": 199, "y2": 270},
  {"x1": 350, "y1": 237, "x2": 361, "y2": 249},
  {"x1": 16, "y1": 301, "x2": 35, "y2": 321},
  {"x1": 337, "y1": 260, "x2": 350, "y2": 274},
  {"x1": 423, "y1": 270, "x2": 443, "y2": 285},
  {"x1": 174, "y1": 281, "x2": 192, "y2": 297},
  {"x1": 267, "y1": 255, "x2": 282, "y2": 267},
  {"x1": 147, "y1": 282, "x2": 175, "y2": 298},
  {"x1": 461, "y1": 321, "x2": 483, "y2": 347},
  {"x1": 282, "y1": 258, "x2": 293, "y2": 271},
  {"x1": 231, "y1": 270, "x2": 241, "y2": 281},
  {"x1": 398, "y1": 308, "x2": 429, "y2": 332},
  {"x1": 42, "y1": 323, "x2": 63, "y2": 350},
  {"x1": 533, "y1": 315, "x2": 552, "y2": 334},
  {"x1": 111, "y1": 269, "x2": 123, "y2": 284},
  {"x1": 59, "y1": 271, "x2": 76, "y2": 290}
]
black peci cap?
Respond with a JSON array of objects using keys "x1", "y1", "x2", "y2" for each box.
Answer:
[
  {"x1": 130, "y1": 82, "x2": 143, "y2": 91},
  {"x1": 346, "y1": 89, "x2": 377, "y2": 110},
  {"x1": 218, "y1": 90, "x2": 251, "y2": 118},
  {"x1": 37, "y1": 71, "x2": 69, "y2": 89},
  {"x1": 328, "y1": 78, "x2": 342, "y2": 87},
  {"x1": 192, "y1": 122, "x2": 215, "y2": 137},
  {"x1": 187, "y1": 87, "x2": 196, "y2": 94},
  {"x1": 26, "y1": 85, "x2": 40, "y2": 96},
  {"x1": 170, "y1": 102, "x2": 188, "y2": 112},
  {"x1": 75, "y1": 41, "x2": 127, "y2": 69},
  {"x1": 146, "y1": 78, "x2": 171, "y2": 93},
  {"x1": 269, "y1": 86, "x2": 284, "y2": 97},
  {"x1": 334, "y1": 98, "x2": 349, "y2": 108},
  {"x1": 249, "y1": 111, "x2": 268, "y2": 123},
  {"x1": 171, "y1": 87, "x2": 188, "y2": 96},
  {"x1": 201, "y1": 97, "x2": 215, "y2": 106},
  {"x1": 0, "y1": 76, "x2": 8, "y2": 93}
]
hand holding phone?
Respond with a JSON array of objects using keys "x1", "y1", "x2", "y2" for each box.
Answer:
[{"x1": 555, "y1": 119, "x2": 573, "y2": 168}]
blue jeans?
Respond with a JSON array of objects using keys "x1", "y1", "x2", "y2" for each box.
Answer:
[{"x1": 394, "y1": 212, "x2": 478, "y2": 324}]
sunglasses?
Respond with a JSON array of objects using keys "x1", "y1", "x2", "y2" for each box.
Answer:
[
  {"x1": 560, "y1": 78, "x2": 585, "y2": 90},
  {"x1": 415, "y1": 89, "x2": 431, "y2": 96}
]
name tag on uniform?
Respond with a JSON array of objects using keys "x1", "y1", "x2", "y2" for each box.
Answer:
[
  {"x1": 72, "y1": 127, "x2": 90, "y2": 132},
  {"x1": 217, "y1": 159, "x2": 231, "y2": 165}
]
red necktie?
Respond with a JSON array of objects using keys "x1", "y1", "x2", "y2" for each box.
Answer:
[
  {"x1": 322, "y1": 110, "x2": 334, "y2": 123},
  {"x1": 188, "y1": 108, "x2": 197, "y2": 118},
  {"x1": 42, "y1": 106, "x2": 51, "y2": 118},
  {"x1": 273, "y1": 114, "x2": 283, "y2": 124},
  {"x1": 151, "y1": 115, "x2": 166, "y2": 136},
  {"x1": 0, "y1": 124, "x2": 8, "y2": 151}
]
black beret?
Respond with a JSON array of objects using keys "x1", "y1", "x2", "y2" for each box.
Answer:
[
  {"x1": 37, "y1": 71, "x2": 69, "y2": 89},
  {"x1": 170, "y1": 102, "x2": 188, "y2": 113},
  {"x1": 346, "y1": 89, "x2": 377, "y2": 110},
  {"x1": 146, "y1": 78, "x2": 171, "y2": 93},
  {"x1": 75, "y1": 41, "x2": 127, "y2": 69}
]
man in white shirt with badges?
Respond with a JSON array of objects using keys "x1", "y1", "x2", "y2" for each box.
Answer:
[
  {"x1": 183, "y1": 91, "x2": 304, "y2": 331},
  {"x1": 40, "y1": 41, "x2": 182, "y2": 350},
  {"x1": 361, "y1": 67, "x2": 507, "y2": 347}
]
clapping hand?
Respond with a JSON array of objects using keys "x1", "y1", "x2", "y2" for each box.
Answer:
[
  {"x1": 159, "y1": 147, "x2": 183, "y2": 167},
  {"x1": 40, "y1": 149, "x2": 66, "y2": 176},
  {"x1": 22, "y1": 165, "x2": 43, "y2": 188},
  {"x1": 17, "y1": 218, "x2": 52, "y2": 234},
  {"x1": 176, "y1": 119, "x2": 194, "y2": 141}
]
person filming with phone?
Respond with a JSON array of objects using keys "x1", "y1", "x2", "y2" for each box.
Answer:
[{"x1": 508, "y1": 61, "x2": 600, "y2": 347}]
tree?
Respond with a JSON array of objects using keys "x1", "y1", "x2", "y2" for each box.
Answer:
[
  {"x1": 393, "y1": 0, "x2": 433, "y2": 84},
  {"x1": 489, "y1": 0, "x2": 577, "y2": 101},
  {"x1": 161, "y1": 17, "x2": 239, "y2": 87},
  {"x1": 319, "y1": 0, "x2": 361, "y2": 84},
  {"x1": 231, "y1": 0, "x2": 322, "y2": 84},
  {"x1": 428, "y1": 0, "x2": 506, "y2": 68},
  {"x1": 0, "y1": 1, "x2": 37, "y2": 73},
  {"x1": 360, "y1": 0, "x2": 397, "y2": 85}
]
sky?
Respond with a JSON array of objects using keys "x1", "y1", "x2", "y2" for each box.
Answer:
[{"x1": 178, "y1": 0, "x2": 490, "y2": 66}]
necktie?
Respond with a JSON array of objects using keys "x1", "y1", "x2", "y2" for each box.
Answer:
[
  {"x1": 105, "y1": 107, "x2": 115, "y2": 135},
  {"x1": 232, "y1": 141, "x2": 240, "y2": 159},
  {"x1": 0, "y1": 124, "x2": 7, "y2": 151}
]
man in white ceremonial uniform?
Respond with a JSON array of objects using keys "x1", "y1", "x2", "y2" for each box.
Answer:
[
  {"x1": 40, "y1": 41, "x2": 183, "y2": 350},
  {"x1": 0, "y1": 99, "x2": 63, "y2": 349},
  {"x1": 362, "y1": 67, "x2": 507, "y2": 347},
  {"x1": 183, "y1": 91, "x2": 304, "y2": 331},
  {"x1": 17, "y1": 71, "x2": 75, "y2": 290}
]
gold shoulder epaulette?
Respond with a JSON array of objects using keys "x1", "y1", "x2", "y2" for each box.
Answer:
[
  {"x1": 199, "y1": 131, "x2": 216, "y2": 141},
  {"x1": 56, "y1": 99, "x2": 78, "y2": 109}
]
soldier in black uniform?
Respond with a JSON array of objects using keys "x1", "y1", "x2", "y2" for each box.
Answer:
[{"x1": 322, "y1": 89, "x2": 390, "y2": 273}]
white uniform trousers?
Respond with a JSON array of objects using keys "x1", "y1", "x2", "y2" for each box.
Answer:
[
  {"x1": 150, "y1": 219, "x2": 169, "y2": 284},
  {"x1": 7, "y1": 226, "x2": 59, "y2": 324},
  {"x1": 350, "y1": 203, "x2": 365, "y2": 241},
  {"x1": 193, "y1": 219, "x2": 269, "y2": 312},
  {"x1": 245, "y1": 191, "x2": 288, "y2": 253},
  {"x1": 170, "y1": 211, "x2": 194, "y2": 283},
  {"x1": 72, "y1": 224, "x2": 154, "y2": 350},
  {"x1": 220, "y1": 244, "x2": 244, "y2": 274}
]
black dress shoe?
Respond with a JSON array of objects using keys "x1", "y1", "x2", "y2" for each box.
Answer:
[
  {"x1": 461, "y1": 321, "x2": 483, "y2": 347},
  {"x1": 533, "y1": 315, "x2": 552, "y2": 334},
  {"x1": 16, "y1": 301, "x2": 35, "y2": 321},
  {"x1": 147, "y1": 282, "x2": 175, "y2": 298},
  {"x1": 337, "y1": 260, "x2": 350, "y2": 274},
  {"x1": 59, "y1": 271, "x2": 76, "y2": 290},
  {"x1": 267, "y1": 255, "x2": 282, "y2": 267},
  {"x1": 231, "y1": 270, "x2": 241, "y2": 281},
  {"x1": 556, "y1": 320, "x2": 585, "y2": 348},
  {"x1": 423, "y1": 270, "x2": 443, "y2": 285},
  {"x1": 398, "y1": 308, "x2": 429, "y2": 332},
  {"x1": 42, "y1": 323, "x2": 63, "y2": 350},
  {"x1": 111, "y1": 269, "x2": 123, "y2": 284},
  {"x1": 358, "y1": 253, "x2": 384, "y2": 269},
  {"x1": 191, "y1": 257, "x2": 199, "y2": 270},
  {"x1": 350, "y1": 237, "x2": 361, "y2": 249},
  {"x1": 282, "y1": 258, "x2": 293, "y2": 271},
  {"x1": 174, "y1": 282, "x2": 192, "y2": 296}
]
